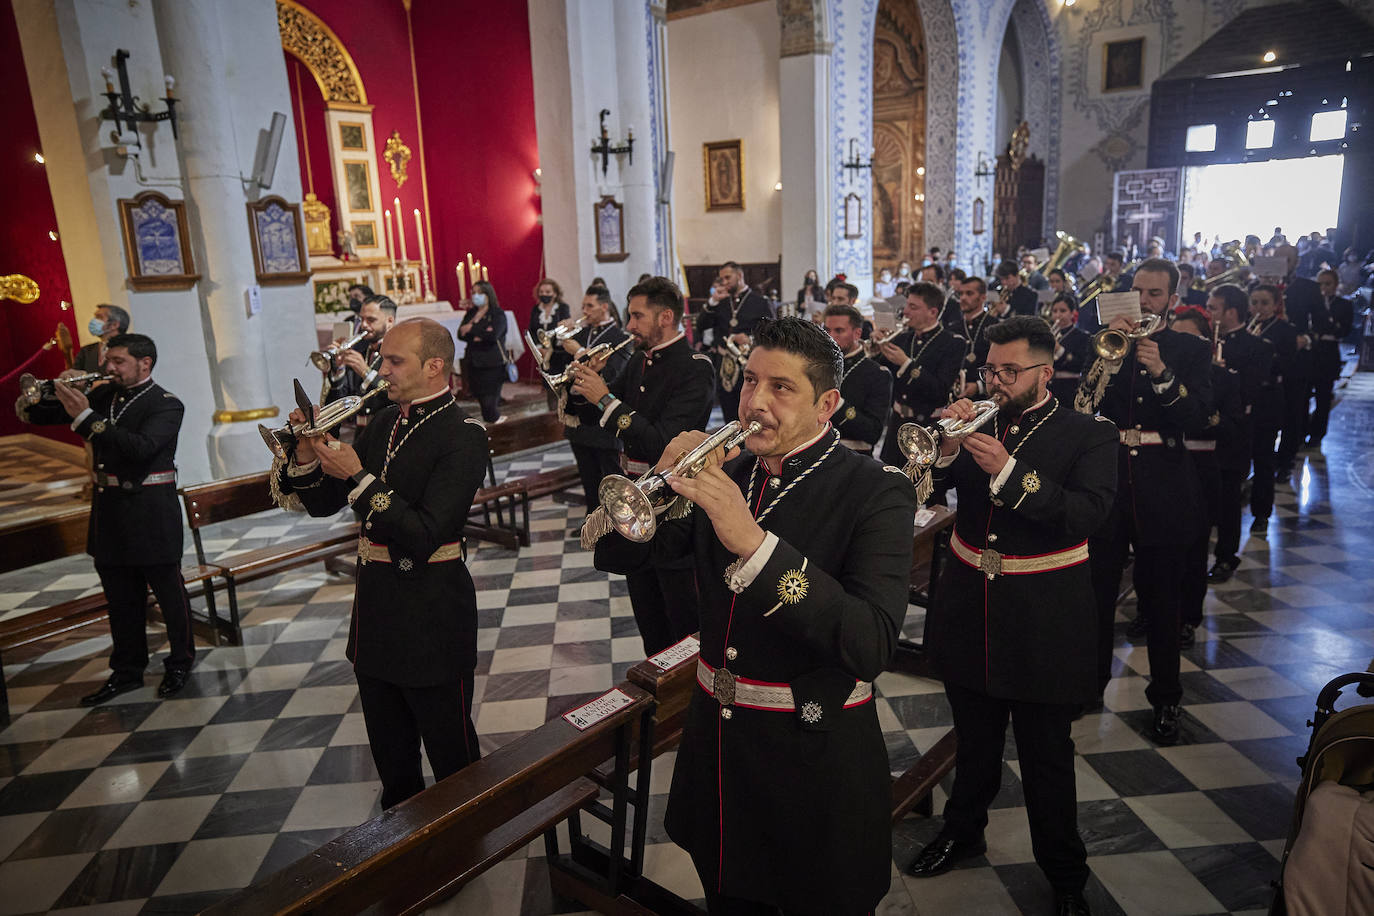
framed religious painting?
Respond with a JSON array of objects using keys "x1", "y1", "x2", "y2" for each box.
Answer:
[
  {"x1": 1102, "y1": 37, "x2": 1145, "y2": 93},
  {"x1": 117, "y1": 191, "x2": 200, "y2": 290},
  {"x1": 704, "y1": 139, "x2": 744, "y2": 211},
  {"x1": 594, "y1": 195, "x2": 629, "y2": 262},
  {"x1": 246, "y1": 196, "x2": 311, "y2": 283},
  {"x1": 338, "y1": 122, "x2": 366, "y2": 151},
  {"x1": 343, "y1": 161, "x2": 373, "y2": 212}
]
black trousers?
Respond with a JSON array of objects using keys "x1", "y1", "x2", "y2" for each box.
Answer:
[
  {"x1": 95, "y1": 562, "x2": 196, "y2": 681},
  {"x1": 941, "y1": 682, "x2": 1088, "y2": 894},
  {"x1": 701, "y1": 885, "x2": 868, "y2": 916},
  {"x1": 879, "y1": 415, "x2": 905, "y2": 467},
  {"x1": 1215, "y1": 467, "x2": 1247, "y2": 563},
  {"x1": 1306, "y1": 372, "x2": 1337, "y2": 442},
  {"x1": 625, "y1": 565, "x2": 699, "y2": 656},
  {"x1": 468, "y1": 364, "x2": 506, "y2": 422},
  {"x1": 1090, "y1": 512, "x2": 1185, "y2": 709},
  {"x1": 355, "y1": 669, "x2": 480, "y2": 810},
  {"x1": 1250, "y1": 424, "x2": 1279, "y2": 520},
  {"x1": 1277, "y1": 379, "x2": 1309, "y2": 467},
  {"x1": 569, "y1": 441, "x2": 622, "y2": 510}
]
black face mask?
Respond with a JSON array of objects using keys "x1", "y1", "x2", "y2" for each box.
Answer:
[{"x1": 539, "y1": 294, "x2": 555, "y2": 304}]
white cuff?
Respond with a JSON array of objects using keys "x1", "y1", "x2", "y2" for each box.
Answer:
[
  {"x1": 70, "y1": 407, "x2": 93, "y2": 431},
  {"x1": 989, "y1": 458, "x2": 1017, "y2": 495},
  {"x1": 934, "y1": 452, "x2": 958, "y2": 469},
  {"x1": 348, "y1": 472, "x2": 377, "y2": 505},
  {"x1": 287, "y1": 458, "x2": 320, "y2": 477},
  {"x1": 599, "y1": 398, "x2": 624, "y2": 428},
  {"x1": 726, "y1": 532, "x2": 779, "y2": 593},
  {"x1": 1151, "y1": 376, "x2": 1174, "y2": 395}
]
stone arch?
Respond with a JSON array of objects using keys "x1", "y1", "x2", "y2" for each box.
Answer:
[
  {"x1": 277, "y1": 0, "x2": 368, "y2": 105},
  {"x1": 779, "y1": 0, "x2": 829, "y2": 56}
]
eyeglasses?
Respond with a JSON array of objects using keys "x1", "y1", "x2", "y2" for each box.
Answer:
[{"x1": 976, "y1": 363, "x2": 1047, "y2": 385}]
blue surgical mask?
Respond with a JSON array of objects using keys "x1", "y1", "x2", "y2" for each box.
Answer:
[
  {"x1": 472, "y1": 293, "x2": 488, "y2": 306},
  {"x1": 88, "y1": 318, "x2": 105, "y2": 336}
]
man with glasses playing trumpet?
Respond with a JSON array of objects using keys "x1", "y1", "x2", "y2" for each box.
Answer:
[
  {"x1": 910, "y1": 317, "x2": 1117, "y2": 916},
  {"x1": 592, "y1": 316, "x2": 916, "y2": 916},
  {"x1": 1078, "y1": 258, "x2": 1214, "y2": 745}
]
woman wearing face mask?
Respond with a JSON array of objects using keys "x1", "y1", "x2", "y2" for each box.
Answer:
[
  {"x1": 458, "y1": 280, "x2": 509, "y2": 424},
  {"x1": 874, "y1": 266, "x2": 897, "y2": 298},
  {"x1": 529, "y1": 278, "x2": 571, "y2": 405}
]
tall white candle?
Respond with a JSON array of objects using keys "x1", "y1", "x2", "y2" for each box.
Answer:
[
  {"x1": 394, "y1": 197, "x2": 408, "y2": 263},
  {"x1": 384, "y1": 209, "x2": 396, "y2": 269},
  {"x1": 413, "y1": 208, "x2": 427, "y2": 268},
  {"x1": 455, "y1": 263, "x2": 466, "y2": 301}
]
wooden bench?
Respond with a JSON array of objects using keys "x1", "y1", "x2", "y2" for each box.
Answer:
[
  {"x1": 205, "y1": 683, "x2": 654, "y2": 915},
  {"x1": 180, "y1": 472, "x2": 358, "y2": 646},
  {"x1": 466, "y1": 410, "x2": 583, "y2": 549}
]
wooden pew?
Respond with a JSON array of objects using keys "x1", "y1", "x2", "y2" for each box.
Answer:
[{"x1": 205, "y1": 683, "x2": 655, "y2": 915}]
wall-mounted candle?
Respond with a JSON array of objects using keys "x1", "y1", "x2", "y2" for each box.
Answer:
[{"x1": 393, "y1": 197, "x2": 408, "y2": 263}]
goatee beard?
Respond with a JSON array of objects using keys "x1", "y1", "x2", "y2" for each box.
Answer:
[{"x1": 997, "y1": 385, "x2": 1042, "y2": 423}]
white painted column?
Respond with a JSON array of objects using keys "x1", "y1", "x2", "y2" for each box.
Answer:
[
  {"x1": 780, "y1": 51, "x2": 831, "y2": 292},
  {"x1": 152, "y1": 0, "x2": 316, "y2": 479}
]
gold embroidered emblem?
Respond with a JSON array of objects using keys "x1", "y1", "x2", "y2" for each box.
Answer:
[
  {"x1": 616, "y1": 413, "x2": 632, "y2": 431},
  {"x1": 90, "y1": 419, "x2": 107, "y2": 434},
  {"x1": 777, "y1": 569, "x2": 809, "y2": 604},
  {"x1": 1021, "y1": 471, "x2": 1041, "y2": 494},
  {"x1": 1207, "y1": 411, "x2": 1220, "y2": 427},
  {"x1": 398, "y1": 557, "x2": 414, "y2": 572},
  {"x1": 800, "y1": 701, "x2": 823, "y2": 724},
  {"x1": 1178, "y1": 383, "x2": 1188, "y2": 398},
  {"x1": 370, "y1": 492, "x2": 392, "y2": 512},
  {"x1": 844, "y1": 406, "x2": 857, "y2": 421},
  {"x1": 712, "y1": 668, "x2": 737, "y2": 706},
  {"x1": 979, "y1": 548, "x2": 1003, "y2": 579}
]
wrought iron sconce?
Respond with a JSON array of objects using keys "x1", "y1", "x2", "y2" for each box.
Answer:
[
  {"x1": 841, "y1": 138, "x2": 872, "y2": 184},
  {"x1": 590, "y1": 109, "x2": 633, "y2": 177},
  {"x1": 99, "y1": 49, "x2": 179, "y2": 142},
  {"x1": 974, "y1": 151, "x2": 994, "y2": 188}
]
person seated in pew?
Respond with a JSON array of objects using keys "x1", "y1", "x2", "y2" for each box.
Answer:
[
  {"x1": 17, "y1": 333, "x2": 196, "y2": 704},
  {"x1": 592, "y1": 317, "x2": 916, "y2": 916}
]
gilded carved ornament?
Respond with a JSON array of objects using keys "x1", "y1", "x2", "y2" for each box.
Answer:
[
  {"x1": 384, "y1": 131, "x2": 412, "y2": 188},
  {"x1": 277, "y1": 0, "x2": 367, "y2": 105}
]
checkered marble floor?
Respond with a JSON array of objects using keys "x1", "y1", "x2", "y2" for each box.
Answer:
[
  {"x1": 0, "y1": 435, "x2": 88, "y2": 525},
  {"x1": 2, "y1": 376, "x2": 1374, "y2": 915}
]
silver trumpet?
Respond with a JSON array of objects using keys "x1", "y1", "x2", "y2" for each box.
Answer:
[
  {"x1": 595, "y1": 420, "x2": 763, "y2": 543},
  {"x1": 539, "y1": 317, "x2": 588, "y2": 348},
  {"x1": 19, "y1": 371, "x2": 112, "y2": 404},
  {"x1": 539, "y1": 336, "x2": 633, "y2": 392},
  {"x1": 309, "y1": 329, "x2": 368, "y2": 372},
  {"x1": 723, "y1": 337, "x2": 752, "y2": 361},
  {"x1": 259, "y1": 380, "x2": 390, "y2": 459},
  {"x1": 896, "y1": 399, "x2": 999, "y2": 500}
]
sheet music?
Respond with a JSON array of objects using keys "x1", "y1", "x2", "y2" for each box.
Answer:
[{"x1": 1095, "y1": 291, "x2": 1142, "y2": 326}]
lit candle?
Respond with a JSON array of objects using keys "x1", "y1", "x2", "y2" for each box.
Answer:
[
  {"x1": 482, "y1": 265, "x2": 489, "y2": 283},
  {"x1": 466, "y1": 252, "x2": 477, "y2": 281},
  {"x1": 384, "y1": 209, "x2": 395, "y2": 269},
  {"x1": 394, "y1": 197, "x2": 408, "y2": 263},
  {"x1": 413, "y1": 208, "x2": 427, "y2": 269},
  {"x1": 455, "y1": 263, "x2": 466, "y2": 301}
]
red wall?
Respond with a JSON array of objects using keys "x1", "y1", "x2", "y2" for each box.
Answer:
[
  {"x1": 285, "y1": 54, "x2": 338, "y2": 228},
  {"x1": 286, "y1": 0, "x2": 544, "y2": 340},
  {"x1": 0, "y1": 0, "x2": 79, "y2": 443}
]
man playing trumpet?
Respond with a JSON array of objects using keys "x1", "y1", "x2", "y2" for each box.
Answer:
[{"x1": 594, "y1": 317, "x2": 916, "y2": 915}]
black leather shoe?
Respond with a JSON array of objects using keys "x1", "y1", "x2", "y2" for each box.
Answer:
[
  {"x1": 81, "y1": 677, "x2": 143, "y2": 706},
  {"x1": 1055, "y1": 890, "x2": 1092, "y2": 915},
  {"x1": 907, "y1": 832, "x2": 987, "y2": 878},
  {"x1": 1250, "y1": 517, "x2": 1268, "y2": 536},
  {"x1": 1207, "y1": 558, "x2": 1238, "y2": 583},
  {"x1": 1126, "y1": 615, "x2": 1149, "y2": 639},
  {"x1": 157, "y1": 669, "x2": 190, "y2": 698},
  {"x1": 1151, "y1": 704, "x2": 1181, "y2": 744}
]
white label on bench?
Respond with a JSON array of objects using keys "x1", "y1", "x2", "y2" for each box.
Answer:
[
  {"x1": 563, "y1": 687, "x2": 635, "y2": 731},
  {"x1": 914, "y1": 508, "x2": 936, "y2": 528},
  {"x1": 647, "y1": 634, "x2": 700, "y2": 671}
]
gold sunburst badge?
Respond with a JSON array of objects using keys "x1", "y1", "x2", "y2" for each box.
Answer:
[
  {"x1": 369, "y1": 492, "x2": 392, "y2": 512},
  {"x1": 777, "y1": 569, "x2": 809, "y2": 605}
]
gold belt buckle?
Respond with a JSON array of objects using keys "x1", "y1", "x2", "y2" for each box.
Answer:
[
  {"x1": 979, "y1": 548, "x2": 1003, "y2": 580},
  {"x1": 712, "y1": 668, "x2": 737, "y2": 706},
  {"x1": 1122, "y1": 429, "x2": 1141, "y2": 447}
]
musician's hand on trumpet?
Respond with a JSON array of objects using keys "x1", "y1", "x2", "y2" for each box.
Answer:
[
  {"x1": 877, "y1": 337, "x2": 905, "y2": 366},
  {"x1": 51, "y1": 379, "x2": 90, "y2": 419},
  {"x1": 664, "y1": 452, "x2": 763, "y2": 559},
  {"x1": 958, "y1": 432, "x2": 1011, "y2": 476},
  {"x1": 286, "y1": 405, "x2": 321, "y2": 464},
  {"x1": 561, "y1": 338, "x2": 582, "y2": 357},
  {"x1": 338, "y1": 348, "x2": 368, "y2": 376},
  {"x1": 314, "y1": 432, "x2": 362, "y2": 480},
  {"x1": 935, "y1": 399, "x2": 978, "y2": 457},
  {"x1": 568, "y1": 361, "x2": 610, "y2": 404}
]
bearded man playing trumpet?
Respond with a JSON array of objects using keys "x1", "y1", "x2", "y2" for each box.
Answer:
[{"x1": 593, "y1": 317, "x2": 916, "y2": 916}]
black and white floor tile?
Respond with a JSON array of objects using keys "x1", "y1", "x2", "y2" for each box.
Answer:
[{"x1": 2, "y1": 375, "x2": 1373, "y2": 914}]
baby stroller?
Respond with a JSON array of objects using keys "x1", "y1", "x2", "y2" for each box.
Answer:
[{"x1": 1269, "y1": 671, "x2": 1374, "y2": 915}]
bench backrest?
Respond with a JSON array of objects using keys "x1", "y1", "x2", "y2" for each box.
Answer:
[
  {"x1": 484, "y1": 411, "x2": 563, "y2": 458},
  {"x1": 205, "y1": 682, "x2": 653, "y2": 915},
  {"x1": 0, "y1": 506, "x2": 90, "y2": 576},
  {"x1": 180, "y1": 472, "x2": 276, "y2": 530}
]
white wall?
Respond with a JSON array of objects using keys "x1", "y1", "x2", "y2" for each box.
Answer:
[{"x1": 667, "y1": 1, "x2": 782, "y2": 266}]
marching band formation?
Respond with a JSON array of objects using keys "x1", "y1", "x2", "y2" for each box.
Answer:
[{"x1": 14, "y1": 228, "x2": 1360, "y2": 916}]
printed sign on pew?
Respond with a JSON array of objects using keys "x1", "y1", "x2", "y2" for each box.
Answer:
[{"x1": 564, "y1": 687, "x2": 637, "y2": 731}]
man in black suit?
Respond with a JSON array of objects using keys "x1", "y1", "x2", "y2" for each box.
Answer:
[
  {"x1": 822, "y1": 303, "x2": 892, "y2": 455},
  {"x1": 1081, "y1": 258, "x2": 1213, "y2": 744},
  {"x1": 324, "y1": 295, "x2": 396, "y2": 436},
  {"x1": 18, "y1": 334, "x2": 195, "y2": 704},
  {"x1": 695, "y1": 260, "x2": 773, "y2": 422},
  {"x1": 995, "y1": 260, "x2": 1040, "y2": 317},
  {"x1": 876, "y1": 282, "x2": 966, "y2": 466},
  {"x1": 1303, "y1": 269, "x2": 1355, "y2": 448},
  {"x1": 74, "y1": 304, "x2": 131, "y2": 372},
  {"x1": 594, "y1": 317, "x2": 916, "y2": 916},
  {"x1": 559, "y1": 284, "x2": 633, "y2": 509},
  {"x1": 275, "y1": 318, "x2": 488, "y2": 810},
  {"x1": 911, "y1": 317, "x2": 1117, "y2": 916},
  {"x1": 949, "y1": 276, "x2": 1000, "y2": 400},
  {"x1": 572, "y1": 277, "x2": 716, "y2": 655}
]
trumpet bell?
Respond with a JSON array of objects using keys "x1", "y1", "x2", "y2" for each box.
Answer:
[
  {"x1": 18, "y1": 373, "x2": 43, "y2": 404},
  {"x1": 897, "y1": 423, "x2": 939, "y2": 467},
  {"x1": 598, "y1": 475, "x2": 659, "y2": 543},
  {"x1": 1093, "y1": 329, "x2": 1130, "y2": 361}
]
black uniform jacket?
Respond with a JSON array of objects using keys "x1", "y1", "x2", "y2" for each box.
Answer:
[
  {"x1": 1006, "y1": 284, "x2": 1039, "y2": 317},
  {"x1": 1225, "y1": 327, "x2": 1281, "y2": 430},
  {"x1": 879, "y1": 324, "x2": 965, "y2": 423},
  {"x1": 23, "y1": 379, "x2": 184, "y2": 566},
  {"x1": 325, "y1": 337, "x2": 386, "y2": 419},
  {"x1": 695, "y1": 287, "x2": 772, "y2": 351},
  {"x1": 1093, "y1": 328, "x2": 1214, "y2": 546},
  {"x1": 1294, "y1": 296, "x2": 1354, "y2": 379},
  {"x1": 834, "y1": 351, "x2": 892, "y2": 449},
  {"x1": 530, "y1": 301, "x2": 573, "y2": 375},
  {"x1": 459, "y1": 306, "x2": 508, "y2": 369},
  {"x1": 927, "y1": 400, "x2": 1118, "y2": 705},
  {"x1": 575, "y1": 334, "x2": 714, "y2": 468},
  {"x1": 1050, "y1": 326, "x2": 1092, "y2": 404},
  {"x1": 562, "y1": 321, "x2": 633, "y2": 450},
  {"x1": 276, "y1": 393, "x2": 487, "y2": 687},
  {"x1": 595, "y1": 432, "x2": 916, "y2": 913},
  {"x1": 949, "y1": 310, "x2": 999, "y2": 397},
  {"x1": 1187, "y1": 360, "x2": 1249, "y2": 474}
]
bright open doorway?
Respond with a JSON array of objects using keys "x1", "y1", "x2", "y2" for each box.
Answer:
[{"x1": 1181, "y1": 154, "x2": 1345, "y2": 246}]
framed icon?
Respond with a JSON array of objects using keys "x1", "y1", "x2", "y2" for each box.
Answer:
[
  {"x1": 350, "y1": 220, "x2": 378, "y2": 248},
  {"x1": 972, "y1": 197, "x2": 986, "y2": 235},
  {"x1": 246, "y1": 196, "x2": 310, "y2": 283},
  {"x1": 594, "y1": 196, "x2": 629, "y2": 262},
  {"x1": 1103, "y1": 37, "x2": 1145, "y2": 93},
  {"x1": 844, "y1": 192, "x2": 863, "y2": 239},
  {"x1": 338, "y1": 122, "x2": 366, "y2": 151},
  {"x1": 343, "y1": 161, "x2": 373, "y2": 211},
  {"x1": 117, "y1": 191, "x2": 200, "y2": 290},
  {"x1": 704, "y1": 139, "x2": 744, "y2": 211}
]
